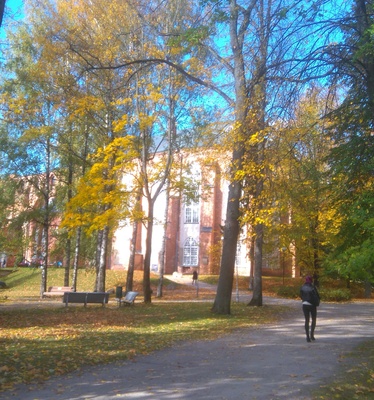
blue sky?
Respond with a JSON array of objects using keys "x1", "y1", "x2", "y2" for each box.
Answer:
[
  {"x1": 1, "y1": 0, "x2": 24, "y2": 34},
  {"x1": 6, "y1": 0, "x2": 23, "y2": 15},
  {"x1": 0, "y1": 1, "x2": 22, "y2": 48}
]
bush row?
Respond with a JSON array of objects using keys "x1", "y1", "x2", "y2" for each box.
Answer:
[{"x1": 275, "y1": 286, "x2": 352, "y2": 302}]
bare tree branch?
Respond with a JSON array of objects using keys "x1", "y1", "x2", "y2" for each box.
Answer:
[{"x1": 84, "y1": 58, "x2": 234, "y2": 106}]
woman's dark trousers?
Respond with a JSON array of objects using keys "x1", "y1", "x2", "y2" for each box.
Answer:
[{"x1": 302, "y1": 304, "x2": 317, "y2": 342}]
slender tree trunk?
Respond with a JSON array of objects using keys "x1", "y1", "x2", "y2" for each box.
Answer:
[
  {"x1": 94, "y1": 230, "x2": 103, "y2": 291},
  {"x1": 212, "y1": 173, "x2": 242, "y2": 314},
  {"x1": 64, "y1": 238, "x2": 71, "y2": 287},
  {"x1": 248, "y1": 138, "x2": 265, "y2": 306},
  {"x1": 126, "y1": 220, "x2": 138, "y2": 292},
  {"x1": 212, "y1": 0, "x2": 248, "y2": 314},
  {"x1": 40, "y1": 194, "x2": 50, "y2": 296},
  {"x1": 97, "y1": 226, "x2": 109, "y2": 292},
  {"x1": 143, "y1": 203, "x2": 154, "y2": 303},
  {"x1": 40, "y1": 219, "x2": 49, "y2": 298},
  {"x1": 71, "y1": 227, "x2": 82, "y2": 292},
  {"x1": 65, "y1": 119, "x2": 89, "y2": 292},
  {"x1": 157, "y1": 178, "x2": 170, "y2": 298},
  {"x1": 40, "y1": 139, "x2": 52, "y2": 298},
  {"x1": 64, "y1": 162, "x2": 74, "y2": 287},
  {"x1": 248, "y1": 235, "x2": 255, "y2": 290},
  {"x1": 126, "y1": 191, "x2": 142, "y2": 292},
  {"x1": 311, "y1": 214, "x2": 320, "y2": 287},
  {"x1": 248, "y1": 223, "x2": 263, "y2": 306}
]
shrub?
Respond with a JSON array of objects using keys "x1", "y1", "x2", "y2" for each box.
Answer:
[
  {"x1": 319, "y1": 288, "x2": 351, "y2": 302},
  {"x1": 276, "y1": 284, "x2": 353, "y2": 302},
  {"x1": 276, "y1": 285, "x2": 300, "y2": 299}
]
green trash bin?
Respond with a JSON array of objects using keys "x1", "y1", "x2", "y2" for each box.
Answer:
[{"x1": 116, "y1": 286, "x2": 123, "y2": 299}]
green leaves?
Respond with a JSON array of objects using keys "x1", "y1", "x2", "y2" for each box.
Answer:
[{"x1": 168, "y1": 26, "x2": 210, "y2": 48}]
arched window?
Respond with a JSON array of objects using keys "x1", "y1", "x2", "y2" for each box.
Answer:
[{"x1": 183, "y1": 237, "x2": 199, "y2": 266}]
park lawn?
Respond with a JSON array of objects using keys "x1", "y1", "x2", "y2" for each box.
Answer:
[
  {"x1": 0, "y1": 267, "x2": 373, "y2": 397},
  {"x1": 0, "y1": 301, "x2": 286, "y2": 391},
  {"x1": 0, "y1": 267, "x2": 369, "y2": 302},
  {"x1": 313, "y1": 339, "x2": 374, "y2": 400},
  {"x1": 0, "y1": 268, "x2": 217, "y2": 302}
]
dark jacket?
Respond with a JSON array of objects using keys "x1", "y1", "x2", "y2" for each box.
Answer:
[{"x1": 300, "y1": 283, "x2": 320, "y2": 306}]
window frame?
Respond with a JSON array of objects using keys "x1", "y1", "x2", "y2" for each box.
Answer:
[
  {"x1": 183, "y1": 237, "x2": 199, "y2": 266},
  {"x1": 184, "y1": 201, "x2": 199, "y2": 224}
]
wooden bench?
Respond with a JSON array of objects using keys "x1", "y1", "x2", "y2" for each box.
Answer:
[
  {"x1": 63, "y1": 292, "x2": 109, "y2": 307},
  {"x1": 43, "y1": 286, "x2": 73, "y2": 297},
  {"x1": 118, "y1": 291, "x2": 139, "y2": 307}
]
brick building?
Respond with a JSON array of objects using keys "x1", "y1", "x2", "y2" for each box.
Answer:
[{"x1": 110, "y1": 153, "x2": 253, "y2": 276}]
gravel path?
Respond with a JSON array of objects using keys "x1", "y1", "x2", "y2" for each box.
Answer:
[{"x1": 2, "y1": 298, "x2": 373, "y2": 400}]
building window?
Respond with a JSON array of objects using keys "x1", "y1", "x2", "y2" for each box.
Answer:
[
  {"x1": 184, "y1": 201, "x2": 199, "y2": 224},
  {"x1": 183, "y1": 237, "x2": 199, "y2": 266}
]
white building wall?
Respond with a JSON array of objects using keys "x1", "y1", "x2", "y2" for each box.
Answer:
[
  {"x1": 111, "y1": 156, "x2": 252, "y2": 276},
  {"x1": 150, "y1": 191, "x2": 167, "y2": 271}
]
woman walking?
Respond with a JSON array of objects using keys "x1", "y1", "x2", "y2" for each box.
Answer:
[{"x1": 300, "y1": 276, "x2": 320, "y2": 342}]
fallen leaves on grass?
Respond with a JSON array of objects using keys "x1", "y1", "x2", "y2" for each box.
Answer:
[
  {"x1": 313, "y1": 340, "x2": 374, "y2": 400},
  {"x1": 0, "y1": 303, "x2": 284, "y2": 392}
]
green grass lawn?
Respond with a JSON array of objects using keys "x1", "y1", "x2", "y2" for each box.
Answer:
[
  {"x1": 313, "y1": 340, "x2": 374, "y2": 400},
  {"x1": 0, "y1": 267, "x2": 373, "y2": 398},
  {"x1": 0, "y1": 297, "x2": 286, "y2": 391}
]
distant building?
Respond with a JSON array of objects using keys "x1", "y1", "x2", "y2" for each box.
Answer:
[
  {"x1": 4, "y1": 153, "x2": 294, "y2": 278},
  {"x1": 2, "y1": 173, "x2": 59, "y2": 268},
  {"x1": 110, "y1": 151, "x2": 253, "y2": 276}
]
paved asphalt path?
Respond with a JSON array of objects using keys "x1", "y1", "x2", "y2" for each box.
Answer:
[{"x1": 2, "y1": 294, "x2": 373, "y2": 400}]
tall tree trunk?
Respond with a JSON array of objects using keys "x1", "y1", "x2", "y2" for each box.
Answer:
[
  {"x1": 212, "y1": 0, "x2": 248, "y2": 314},
  {"x1": 40, "y1": 138, "x2": 52, "y2": 298},
  {"x1": 248, "y1": 136, "x2": 266, "y2": 306},
  {"x1": 143, "y1": 203, "x2": 154, "y2": 303},
  {"x1": 248, "y1": 223, "x2": 264, "y2": 306},
  {"x1": 71, "y1": 227, "x2": 82, "y2": 292},
  {"x1": 64, "y1": 238, "x2": 71, "y2": 287},
  {"x1": 248, "y1": 235, "x2": 255, "y2": 290},
  {"x1": 64, "y1": 161, "x2": 74, "y2": 287},
  {"x1": 69, "y1": 118, "x2": 89, "y2": 290},
  {"x1": 126, "y1": 221, "x2": 137, "y2": 293},
  {"x1": 311, "y1": 214, "x2": 320, "y2": 287},
  {"x1": 94, "y1": 230, "x2": 103, "y2": 291},
  {"x1": 40, "y1": 219, "x2": 49, "y2": 298},
  {"x1": 212, "y1": 172, "x2": 242, "y2": 314},
  {"x1": 157, "y1": 178, "x2": 170, "y2": 298},
  {"x1": 126, "y1": 191, "x2": 141, "y2": 292},
  {"x1": 97, "y1": 226, "x2": 109, "y2": 292}
]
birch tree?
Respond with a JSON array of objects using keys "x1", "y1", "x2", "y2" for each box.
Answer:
[{"x1": 0, "y1": 24, "x2": 61, "y2": 296}]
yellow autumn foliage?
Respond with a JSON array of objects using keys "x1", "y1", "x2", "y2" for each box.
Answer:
[{"x1": 61, "y1": 136, "x2": 139, "y2": 235}]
